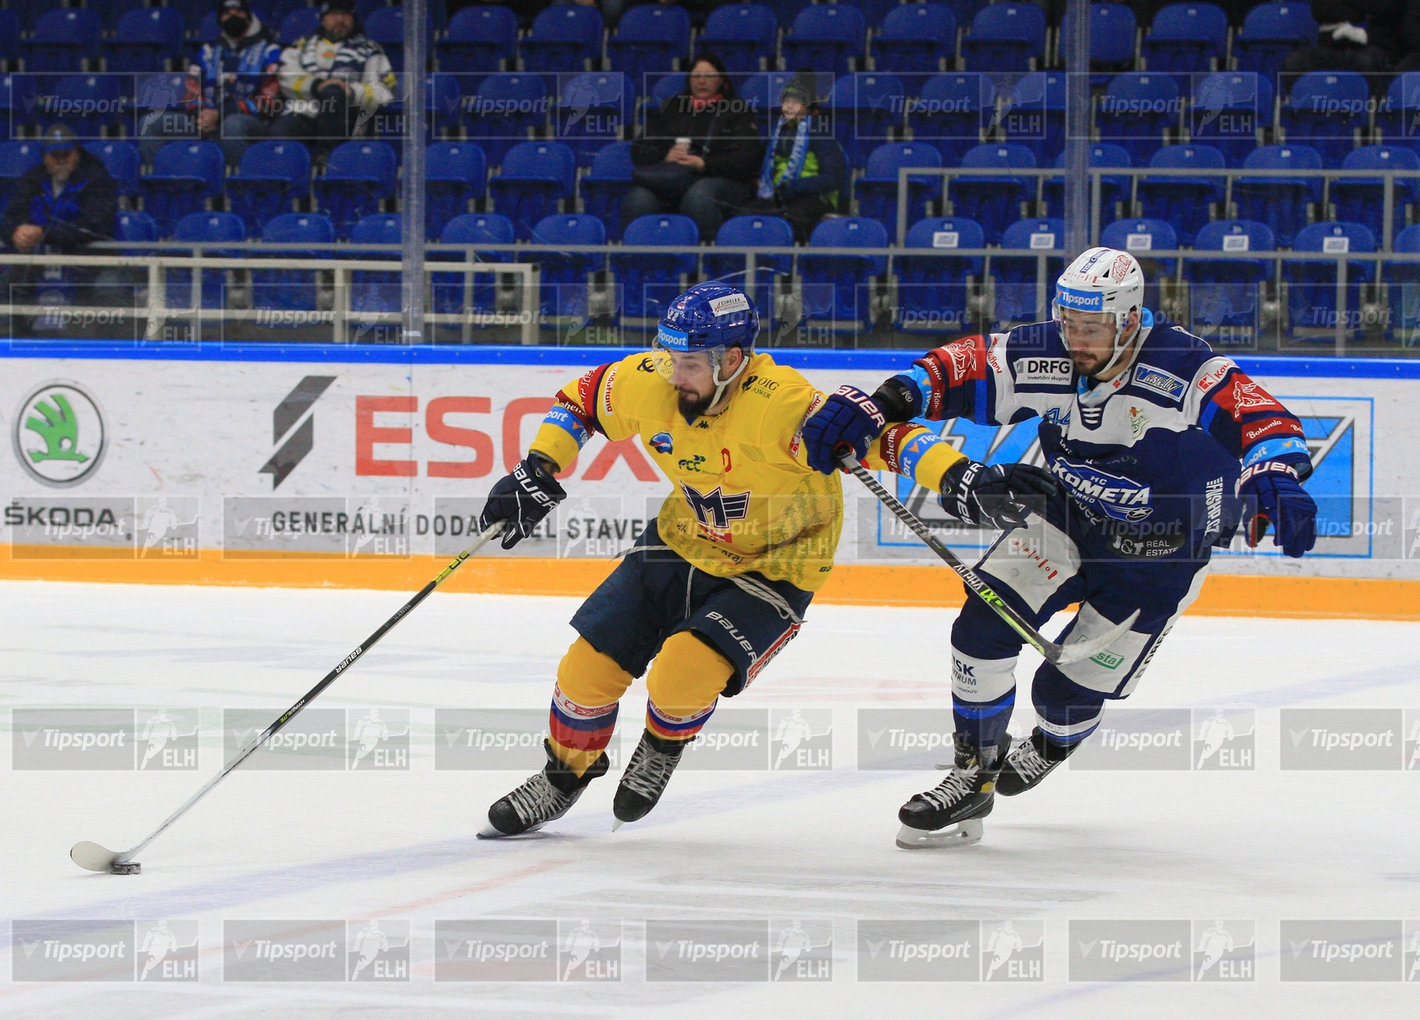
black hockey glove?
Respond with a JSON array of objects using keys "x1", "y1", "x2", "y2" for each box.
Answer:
[
  {"x1": 478, "y1": 456, "x2": 566, "y2": 549},
  {"x1": 940, "y1": 459, "x2": 1059, "y2": 530}
]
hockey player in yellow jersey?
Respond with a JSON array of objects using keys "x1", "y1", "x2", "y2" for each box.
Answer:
[{"x1": 476, "y1": 281, "x2": 1055, "y2": 836}]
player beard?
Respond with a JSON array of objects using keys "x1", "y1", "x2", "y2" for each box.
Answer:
[{"x1": 676, "y1": 387, "x2": 714, "y2": 419}]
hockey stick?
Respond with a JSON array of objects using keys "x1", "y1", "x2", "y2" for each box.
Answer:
[
  {"x1": 70, "y1": 521, "x2": 506, "y2": 875},
  {"x1": 842, "y1": 455, "x2": 1138, "y2": 666}
]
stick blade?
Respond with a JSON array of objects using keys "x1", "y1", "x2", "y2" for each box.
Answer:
[
  {"x1": 1052, "y1": 609, "x2": 1142, "y2": 666},
  {"x1": 70, "y1": 841, "x2": 119, "y2": 873}
]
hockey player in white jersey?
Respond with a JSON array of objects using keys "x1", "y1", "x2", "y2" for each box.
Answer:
[{"x1": 802, "y1": 248, "x2": 1319, "y2": 847}]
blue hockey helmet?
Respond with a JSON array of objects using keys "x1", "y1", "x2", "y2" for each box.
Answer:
[{"x1": 653, "y1": 281, "x2": 759, "y2": 409}]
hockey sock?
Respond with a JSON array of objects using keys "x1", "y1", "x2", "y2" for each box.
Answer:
[
  {"x1": 644, "y1": 631, "x2": 733, "y2": 745},
  {"x1": 548, "y1": 637, "x2": 635, "y2": 777},
  {"x1": 1031, "y1": 664, "x2": 1106, "y2": 748},
  {"x1": 951, "y1": 650, "x2": 1018, "y2": 750}
]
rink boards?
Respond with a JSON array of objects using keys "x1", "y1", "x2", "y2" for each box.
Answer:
[{"x1": 1, "y1": 342, "x2": 1416, "y2": 619}]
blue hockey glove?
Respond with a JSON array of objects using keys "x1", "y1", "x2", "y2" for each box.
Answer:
[
  {"x1": 802, "y1": 385, "x2": 887, "y2": 473},
  {"x1": 479, "y1": 456, "x2": 566, "y2": 549},
  {"x1": 940, "y1": 459, "x2": 1060, "y2": 530},
  {"x1": 1239, "y1": 458, "x2": 1316, "y2": 558}
]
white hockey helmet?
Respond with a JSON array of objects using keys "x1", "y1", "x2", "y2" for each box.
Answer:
[{"x1": 1052, "y1": 247, "x2": 1145, "y2": 370}]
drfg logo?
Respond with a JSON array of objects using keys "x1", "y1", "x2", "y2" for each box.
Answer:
[
  {"x1": 433, "y1": 920, "x2": 558, "y2": 981},
  {"x1": 13, "y1": 382, "x2": 106, "y2": 486}
]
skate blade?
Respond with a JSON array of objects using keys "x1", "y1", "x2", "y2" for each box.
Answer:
[
  {"x1": 895, "y1": 819, "x2": 983, "y2": 849},
  {"x1": 477, "y1": 822, "x2": 548, "y2": 840}
]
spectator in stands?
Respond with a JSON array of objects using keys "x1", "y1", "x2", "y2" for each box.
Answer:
[
  {"x1": 737, "y1": 70, "x2": 844, "y2": 244},
  {"x1": 141, "y1": 0, "x2": 284, "y2": 168},
  {"x1": 1282, "y1": 0, "x2": 1402, "y2": 75},
  {"x1": 623, "y1": 52, "x2": 763, "y2": 243},
  {"x1": 273, "y1": 0, "x2": 397, "y2": 157},
  {"x1": 0, "y1": 125, "x2": 121, "y2": 309}
]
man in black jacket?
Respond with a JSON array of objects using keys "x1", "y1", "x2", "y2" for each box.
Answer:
[
  {"x1": 622, "y1": 52, "x2": 763, "y2": 243},
  {"x1": 1282, "y1": 0, "x2": 1401, "y2": 75}
]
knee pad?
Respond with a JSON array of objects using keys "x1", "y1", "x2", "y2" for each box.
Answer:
[
  {"x1": 646, "y1": 631, "x2": 733, "y2": 718},
  {"x1": 556, "y1": 637, "x2": 635, "y2": 708}
]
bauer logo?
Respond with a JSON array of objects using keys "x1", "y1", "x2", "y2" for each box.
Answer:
[
  {"x1": 1069, "y1": 919, "x2": 1190, "y2": 982},
  {"x1": 770, "y1": 919, "x2": 833, "y2": 982},
  {"x1": 346, "y1": 920, "x2": 410, "y2": 981},
  {"x1": 1191, "y1": 708, "x2": 1255, "y2": 770},
  {"x1": 13, "y1": 708, "x2": 132, "y2": 770},
  {"x1": 434, "y1": 919, "x2": 558, "y2": 981},
  {"x1": 1404, "y1": 710, "x2": 1420, "y2": 771},
  {"x1": 1280, "y1": 919, "x2": 1402, "y2": 981},
  {"x1": 434, "y1": 708, "x2": 624, "y2": 769},
  {"x1": 679, "y1": 708, "x2": 769, "y2": 770},
  {"x1": 646, "y1": 919, "x2": 769, "y2": 982},
  {"x1": 1405, "y1": 920, "x2": 1420, "y2": 981},
  {"x1": 223, "y1": 708, "x2": 346, "y2": 770},
  {"x1": 135, "y1": 920, "x2": 200, "y2": 982},
  {"x1": 1068, "y1": 708, "x2": 1192, "y2": 771},
  {"x1": 981, "y1": 920, "x2": 1045, "y2": 982},
  {"x1": 769, "y1": 708, "x2": 832, "y2": 771},
  {"x1": 858, "y1": 919, "x2": 980, "y2": 981},
  {"x1": 135, "y1": 708, "x2": 199, "y2": 770},
  {"x1": 13, "y1": 381, "x2": 107, "y2": 487},
  {"x1": 1280, "y1": 708, "x2": 1403, "y2": 770},
  {"x1": 224, "y1": 920, "x2": 346, "y2": 981},
  {"x1": 136, "y1": 496, "x2": 200, "y2": 560},
  {"x1": 12, "y1": 919, "x2": 136, "y2": 982},
  {"x1": 345, "y1": 707, "x2": 411, "y2": 770},
  {"x1": 557, "y1": 920, "x2": 623, "y2": 982},
  {"x1": 856, "y1": 708, "x2": 956, "y2": 769},
  {"x1": 1192, "y1": 920, "x2": 1254, "y2": 982}
]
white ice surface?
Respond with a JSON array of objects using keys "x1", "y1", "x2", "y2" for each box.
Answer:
[{"x1": 3, "y1": 579, "x2": 1419, "y2": 1018}]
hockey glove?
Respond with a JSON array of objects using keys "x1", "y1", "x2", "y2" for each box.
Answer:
[
  {"x1": 478, "y1": 456, "x2": 566, "y2": 549},
  {"x1": 801, "y1": 385, "x2": 888, "y2": 473},
  {"x1": 1239, "y1": 458, "x2": 1317, "y2": 558},
  {"x1": 940, "y1": 459, "x2": 1060, "y2": 530}
]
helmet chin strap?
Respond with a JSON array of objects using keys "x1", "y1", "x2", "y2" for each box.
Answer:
[
  {"x1": 707, "y1": 347, "x2": 749, "y2": 411},
  {"x1": 1095, "y1": 310, "x2": 1141, "y2": 379}
]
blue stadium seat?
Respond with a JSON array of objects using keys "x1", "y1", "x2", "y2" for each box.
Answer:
[
  {"x1": 168, "y1": 212, "x2": 244, "y2": 311},
  {"x1": 1058, "y1": 2, "x2": 1138, "y2": 77},
  {"x1": 1136, "y1": 143, "x2": 1226, "y2": 246},
  {"x1": 1096, "y1": 72, "x2": 1180, "y2": 163},
  {"x1": 607, "y1": 4, "x2": 691, "y2": 81},
  {"x1": 1385, "y1": 223, "x2": 1420, "y2": 344},
  {"x1": 488, "y1": 140, "x2": 576, "y2": 240},
  {"x1": 1378, "y1": 72, "x2": 1420, "y2": 149},
  {"x1": 253, "y1": 212, "x2": 336, "y2": 315},
  {"x1": 438, "y1": 5, "x2": 518, "y2": 73},
  {"x1": 556, "y1": 72, "x2": 635, "y2": 170},
  {"x1": 993, "y1": 217, "x2": 1066, "y2": 326},
  {"x1": 948, "y1": 142, "x2": 1036, "y2": 245},
  {"x1": 114, "y1": 209, "x2": 159, "y2": 252},
  {"x1": 432, "y1": 212, "x2": 516, "y2": 317},
  {"x1": 896, "y1": 217, "x2": 985, "y2": 334},
  {"x1": 1141, "y1": 2, "x2": 1228, "y2": 76},
  {"x1": 1233, "y1": 143, "x2": 1322, "y2": 247},
  {"x1": 313, "y1": 140, "x2": 398, "y2": 241},
  {"x1": 0, "y1": 139, "x2": 43, "y2": 214},
  {"x1": 520, "y1": 5, "x2": 604, "y2": 80},
  {"x1": 364, "y1": 6, "x2": 432, "y2": 74},
  {"x1": 28, "y1": 9, "x2": 102, "y2": 74},
  {"x1": 911, "y1": 73, "x2": 990, "y2": 165},
  {"x1": 85, "y1": 141, "x2": 141, "y2": 200},
  {"x1": 1190, "y1": 72, "x2": 1274, "y2": 167},
  {"x1": 529, "y1": 212, "x2": 606, "y2": 322},
  {"x1": 1186, "y1": 219, "x2": 1276, "y2": 348},
  {"x1": 1043, "y1": 144, "x2": 1131, "y2": 222},
  {"x1": 1283, "y1": 70, "x2": 1369, "y2": 167},
  {"x1": 854, "y1": 141, "x2": 943, "y2": 240},
  {"x1": 612, "y1": 213, "x2": 699, "y2": 325},
  {"x1": 110, "y1": 8, "x2": 187, "y2": 73},
  {"x1": 278, "y1": 8, "x2": 322, "y2": 46},
  {"x1": 227, "y1": 140, "x2": 312, "y2": 239},
  {"x1": 782, "y1": 4, "x2": 866, "y2": 76},
  {"x1": 1332, "y1": 145, "x2": 1420, "y2": 244},
  {"x1": 424, "y1": 141, "x2": 487, "y2": 241},
  {"x1": 138, "y1": 140, "x2": 226, "y2": 238},
  {"x1": 996, "y1": 71, "x2": 1066, "y2": 160},
  {"x1": 1100, "y1": 217, "x2": 1179, "y2": 294},
  {"x1": 799, "y1": 216, "x2": 888, "y2": 331},
  {"x1": 829, "y1": 72, "x2": 906, "y2": 167},
  {"x1": 579, "y1": 141, "x2": 634, "y2": 241},
  {"x1": 699, "y1": 4, "x2": 779, "y2": 75},
  {"x1": 347, "y1": 213, "x2": 404, "y2": 330},
  {"x1": 705, "y1": 213, "x2": 795, "y2": 328},
  {"x1": 0, "y1": 74, "x2": 38, "y2": 140},
  {"x1": 962, "y1": 3, "x2": 1045, "y2": 73},
  {"x1": 1234, "y1": 3, "x2": 1316, "y2": 83},
  {"x1": 44, "y1": 75, "x2": 128, "y2": 140},
  {"x1": 465, "y1": 74, "x2": 549, "y2": 169},
  {"x1": 739, "y1": 70, "x2": 795, "y2": 136},
  {"x1": 1283, "y1": 220, "x2": 1376, "y2": 339},
  {"x1": 0, "y1": 10, "x2": 17, "y2": 68},
  {"x1": 873, "y1": 4, "x2": 957, "y2": 74},
  {"x1": 645, "y1": 73, "x2": 686, "y2": 115}
]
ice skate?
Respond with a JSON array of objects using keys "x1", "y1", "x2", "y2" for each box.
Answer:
[
  {"x1": 480, "y1": 739, "x2": 608, "y2": 837},
  {"x1": 612, "y1": 730, "x2": 687, "y2": 828},
  {"x1": 996, "y1": 728, "x2": 1078, "y2": 797},
  {"x1": 896, "y1": 735, "x2": 1003, "y2": 849}
]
